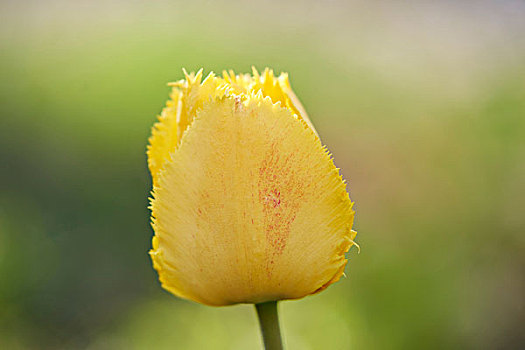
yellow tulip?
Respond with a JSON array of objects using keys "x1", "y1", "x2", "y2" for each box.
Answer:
[{"x1": 147, "y1": 68, "x2": 357, "y2": 307}]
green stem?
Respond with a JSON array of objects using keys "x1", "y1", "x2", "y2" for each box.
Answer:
[{"x1": 255, "y1": 301, "x2": 284, "y2": 350}]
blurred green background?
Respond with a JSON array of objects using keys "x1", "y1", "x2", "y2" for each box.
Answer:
[{"x1": 1, "y1": 0, "x2": 524, "y2": 349}]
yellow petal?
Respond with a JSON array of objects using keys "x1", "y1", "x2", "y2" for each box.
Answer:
[
  {"x1": 148, "y1": 70, "x2": 225, "y2": 185},
  {"x1": 276, "y1": 72, "x2": 318, "y2": 135},
  {"x1": 150, "y1": 93, "x2": 355, "y2": 306},
  {"x1": 252, "y1": 67, "x2": 318, "y2": 135},
  {"x1": 221, "y1": 69, "x2": 253, "y2": 93},
  {"x1": 147, "y1": 87, "x2": 182, "y2": 184},
  {"x1": 148, "y1": 68, "x2": 318, "y2": 186}
]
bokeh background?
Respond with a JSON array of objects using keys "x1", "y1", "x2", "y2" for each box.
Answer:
[{"x1": 1, "y1": 0, "x2": 524, "y2": 349}]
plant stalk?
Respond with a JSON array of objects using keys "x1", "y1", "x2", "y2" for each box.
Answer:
[{"x1": 255, "y1": 301, "x2": 283, "y2": 350}]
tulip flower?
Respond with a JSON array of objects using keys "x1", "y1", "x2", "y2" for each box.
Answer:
[{"x1": 147, "y1": 68, "x2": 357, "y2": 349}]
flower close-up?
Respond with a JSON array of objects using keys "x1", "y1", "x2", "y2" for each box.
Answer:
[
  {"x1": 4, "y1": 1, "x2": 523, "y2": 348},
  {"x1": 147, "y1": 68, "x2": 357, "y2": 307}
]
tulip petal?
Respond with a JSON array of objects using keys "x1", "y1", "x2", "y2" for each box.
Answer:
[
  {"x1": 147, "y1": 87, "x2": 182, "y2": 185},
  {"x1": 148, "y1": 68, "x2": 320, "y2": 186},
  {"x1": 148, "y1": 71, "x2": 224, "y2": 185},
  {"x1": 252, "y1": 67, "x2": 318, "y2": 135},
  {"x1": 150, "y1": 93, "x2": 355, "y2": 306}
]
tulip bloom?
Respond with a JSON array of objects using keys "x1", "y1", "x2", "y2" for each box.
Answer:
[{"x1": 147, "y1": 68, "x2": 357, "y2": 307}]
